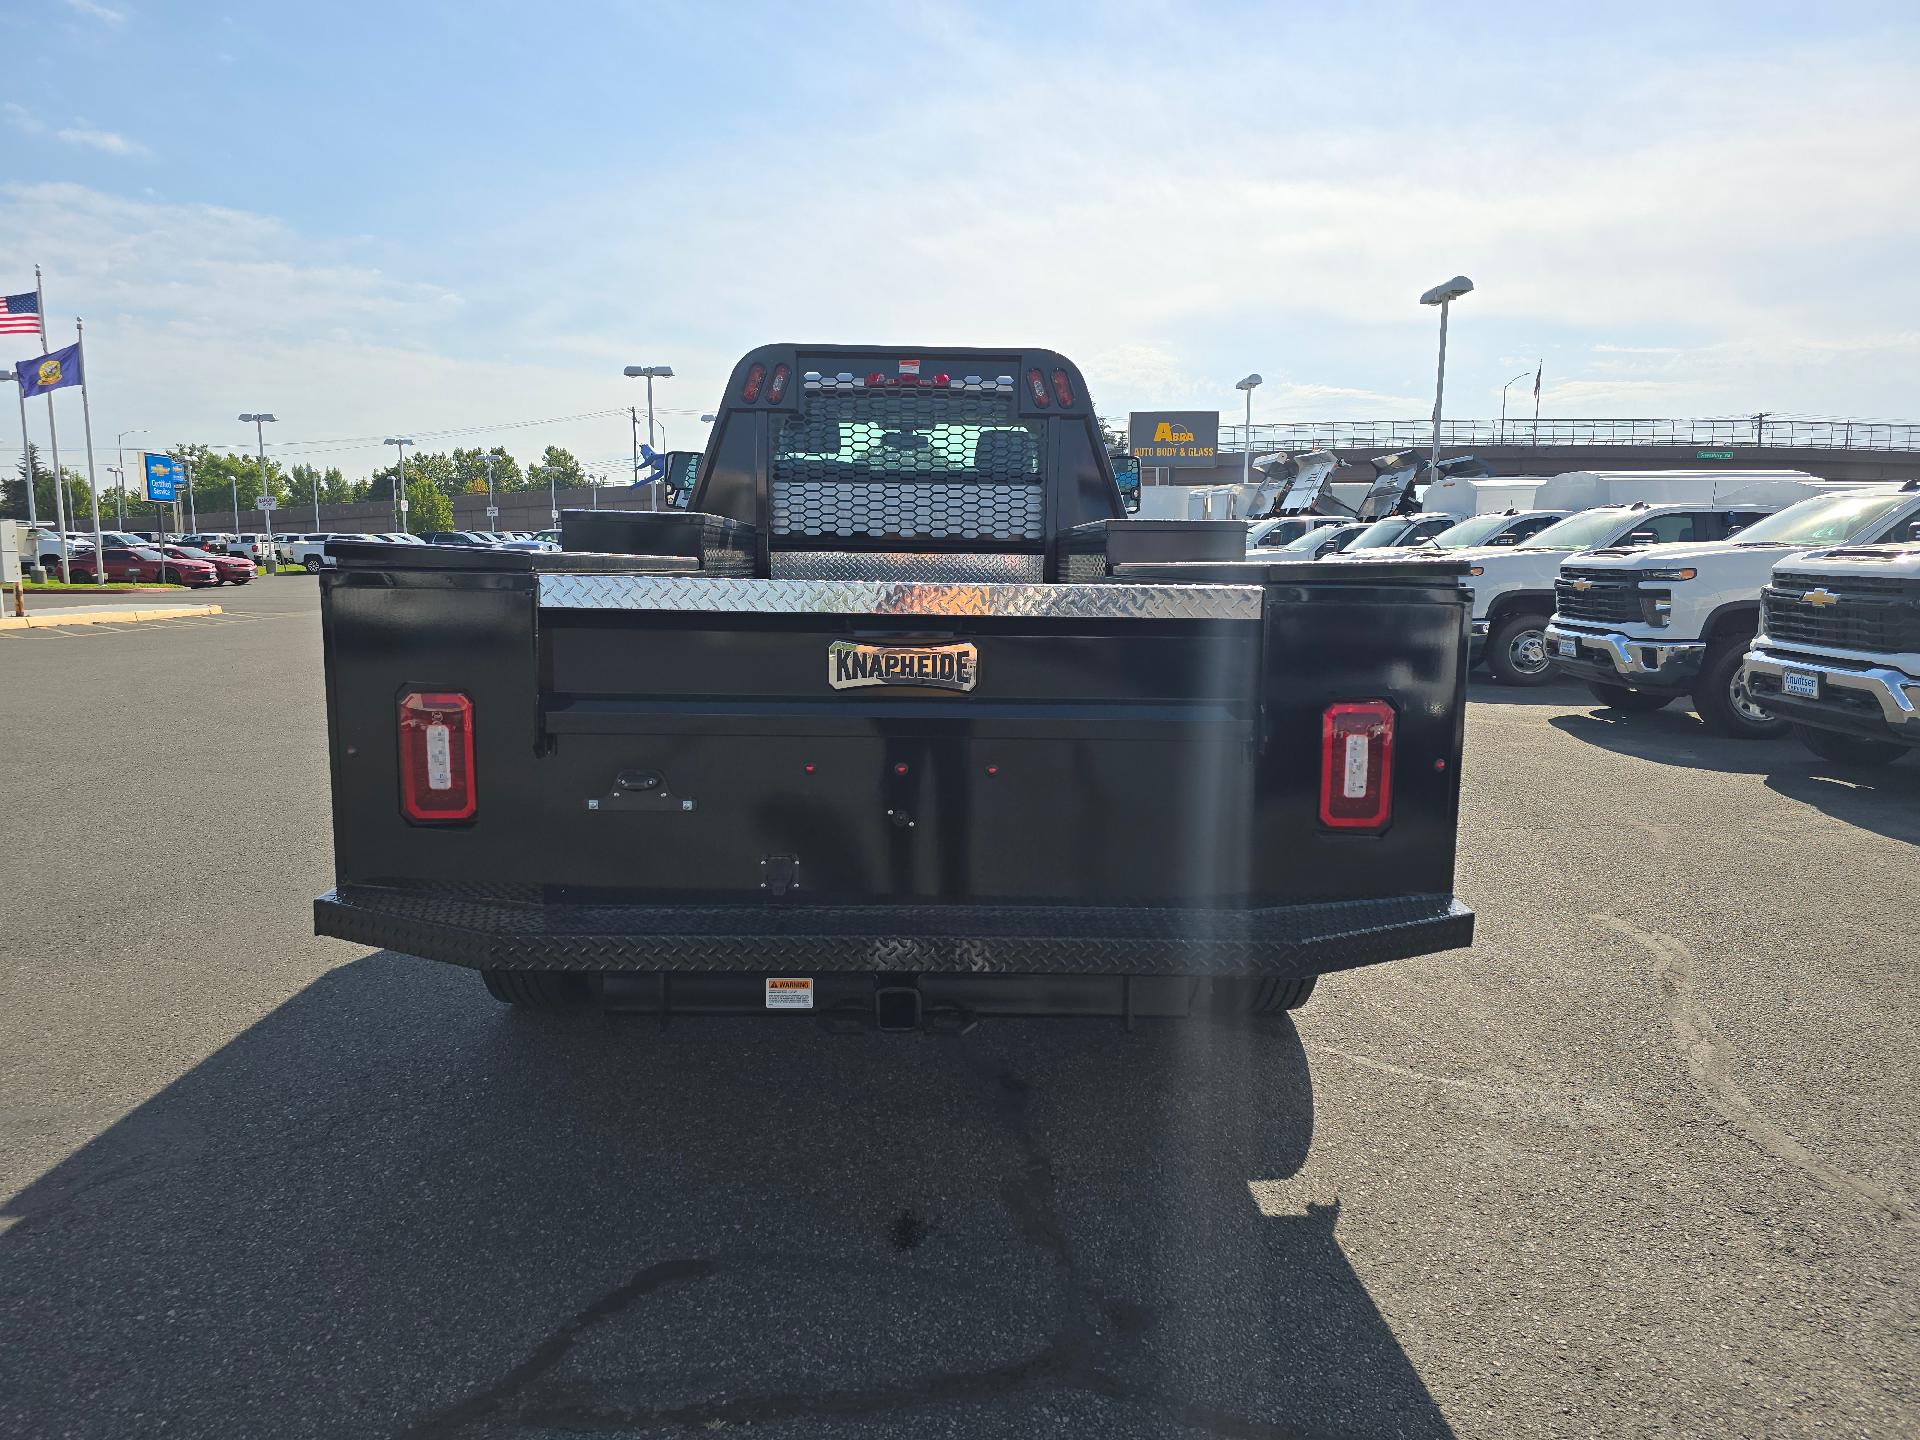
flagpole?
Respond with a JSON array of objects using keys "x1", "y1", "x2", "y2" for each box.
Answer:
[
  {"x1": 75, "y1": 318, "x2": 106, "y2": 585},
  {"x1": 1532, "y1": 359, "x2": 1542, "y2": 445},
  {"x1": 35, "y1": 266, "x2": 71, "y2": 582}
]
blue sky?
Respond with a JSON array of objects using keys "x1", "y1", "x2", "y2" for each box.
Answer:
[{"x1": 2, "y1": 0, "x2": 1917, "y2": 481}]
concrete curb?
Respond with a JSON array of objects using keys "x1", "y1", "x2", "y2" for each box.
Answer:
[{"x1": 0, "y1": 604, "x2": 224, "y2": 631}]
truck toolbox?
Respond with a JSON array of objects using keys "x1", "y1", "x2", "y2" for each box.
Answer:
[{"x1": 314, "y1": 345, "x2": 1474, "y2": 1021}]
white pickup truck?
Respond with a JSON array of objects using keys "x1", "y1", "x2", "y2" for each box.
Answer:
[
  {"x1": 1460, "y1": 502, "x2": 1779, "y2": 685},
  {"x1": 1742, "y1": 541, "x2": 1920, "y2": 765},
  {"x1": 1543, "y1": 485, "x2": 1920, "y2": 736}
]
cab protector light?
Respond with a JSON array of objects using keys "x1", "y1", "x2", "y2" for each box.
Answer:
[
  {"x1": 765, "y1": 364, "x2": 791, "y2": 404},
  {"x1": 399, "y1": 691, "x2": 476, "y2": 822},
  {"x1": 1026, "y1": 368, "x2": 1051, "y2": 407},
  {"x1": 1319, "y1": 700, "x2": 1394, "y2": 831},
  {"x1": 1051, "y1": 368, "x2": 1075, "y2": 407},
  {"x1": 741, "y1": 363, "x2": 766, "y2": 403}
]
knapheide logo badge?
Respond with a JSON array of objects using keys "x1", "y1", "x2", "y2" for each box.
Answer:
[{"x1": 829, "y1": 641, "x2": 978, "y2": 693}]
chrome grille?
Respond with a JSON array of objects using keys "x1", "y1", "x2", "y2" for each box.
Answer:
[{"x1": 1555, "y1": 569, "x2": 1642, "y2": 625}]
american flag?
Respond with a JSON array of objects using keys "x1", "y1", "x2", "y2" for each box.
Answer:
[{"x1": 0, "y1": 291, "x2": 41, "y2": 337}]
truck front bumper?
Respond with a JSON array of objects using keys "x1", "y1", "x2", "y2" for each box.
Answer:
[
  {"x1": 1742, "y1": 643, "x2": 1920, "y2": 743},
  {"x1": 1544, "y1": 624, "x2": 1705, "y2": 691},
  {"x1": 315, "y1": 885, "x2": 1473, "y2": 979}
]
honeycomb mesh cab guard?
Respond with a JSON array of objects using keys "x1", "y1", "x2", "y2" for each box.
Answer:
[{"x1": 677, "y1": 344, "x2": 1241, "y2": 580}]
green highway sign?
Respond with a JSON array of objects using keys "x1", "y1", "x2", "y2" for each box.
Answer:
[{"x1": 1696, "y1": 450, "x2": 1736, "y2": 460}]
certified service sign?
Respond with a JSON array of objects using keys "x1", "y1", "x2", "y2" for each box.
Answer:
[{"x1": 829, "y1": 640, "x2": 978, "y2": 693}]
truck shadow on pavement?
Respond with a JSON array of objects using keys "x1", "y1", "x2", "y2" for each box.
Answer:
[
  {"x1": 1550, "y1": 711, "x2": 1919, "y2": 843},
  {"x1": 0, "y1": 955, "x2": 1453, "y2": 1439}
]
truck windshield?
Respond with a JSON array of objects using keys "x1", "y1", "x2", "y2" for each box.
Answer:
[
  {"x1": 1342, "y1": 518, "x2": 1416, "y2": 550},
  {"x1": 1516, "y1": 510, "x2": 1634, "y2": 550},
  {"x1": 1729, "y1": 491, "x2": 1910, "y2": 546},
  {"x1": 1428, "y1": 514, "x2": 1519, "y2": 548}
]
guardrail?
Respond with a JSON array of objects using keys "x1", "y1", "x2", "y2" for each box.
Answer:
[{"x1": 1218, "y1": 417, "x2": 1920, "y2": 454}]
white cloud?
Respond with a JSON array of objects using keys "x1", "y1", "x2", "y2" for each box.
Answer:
[
  {"x1": 3, "y1": 27, "x2": 1919, "y2": 478},
  {"x1": 52, "y1": 127, "x2": 146, "y2": 157},
  {"x1": 61, "y1": 0, "x2": 126, "y2": 23},
  {"x1": 4, "y1": 103, "x2": 44, "y2": 136}
]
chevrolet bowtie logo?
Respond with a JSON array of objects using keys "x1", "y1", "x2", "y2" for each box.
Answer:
[
  {"x1": 1802, "y1": 588, "x2": 1840, "y2": 607},
  {"x1": 1571, "y1": 577, "x2": 1593, "y2": 591}
]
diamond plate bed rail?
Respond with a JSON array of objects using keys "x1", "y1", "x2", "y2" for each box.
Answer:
[{"x1": 536, "y1": 574, "x2": 1265, "y2": 620}]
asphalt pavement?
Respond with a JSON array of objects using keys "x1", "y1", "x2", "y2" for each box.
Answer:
[{"x1": 0, "y1": 579, "x2": 1914, "y2": 1439}]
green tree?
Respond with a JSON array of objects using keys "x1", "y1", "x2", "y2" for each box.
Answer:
[
  {"x1": 169, "y1": 444, "x2": 286, "y2": 522},
  {"x1": 535, "y1": 445, "x2": 586, "y2": 490},
  {"x1": 4, "y1": 443, "x2": 96, "y2": 528},
  {"x1": 405, "y1": 477, "x2": 452, "y2": 536},
  {"x1": 451, "y1": 445, "x2": 523, "y2": 496}
]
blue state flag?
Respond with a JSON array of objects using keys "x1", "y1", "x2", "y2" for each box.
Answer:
[
  {"x1": 18, "y1": 343, "x2": 83, "y2": 398},
  {"x1": 144, "y1": 453, "x2": 182, "y2": 503}
]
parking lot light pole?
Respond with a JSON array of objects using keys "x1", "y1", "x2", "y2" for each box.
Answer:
[
  {"x1": 480, "y1": 452, "x2": 497, "y2": 531},
  {"x1": 1419, "y1": 276, "x2": 1474, "y2": 480},
  {"x1": 623, "y1": 365, "x2": 674, "y2": 509},
  {"x1": 239, "y1": 414, "x2": 278, "y2": 571},
  {"x1": 115, "y1": 428, "x2": 146, "y2": 528},
  {"x1": 1234, "y1": 374, "x2": 1262, "y2": 487},
  {"x1": 385, "y1": 437, "x2": 413, "y2": 533},
  {"x1": 1499, "y1": 371, "x2": 1529, "y2": 444}
]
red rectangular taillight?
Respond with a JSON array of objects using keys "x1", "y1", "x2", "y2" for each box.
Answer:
[
  {"x1": 399, "y1": 691, "x2": 476, "y2": 822},
  {"x1": 1319, "y1": 700, "x2": 1394, "y2": 831}
]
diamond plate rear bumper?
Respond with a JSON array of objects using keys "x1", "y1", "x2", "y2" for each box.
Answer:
[{"x1": 315, "y1": 886, "x2": 1473, "y2": 978}]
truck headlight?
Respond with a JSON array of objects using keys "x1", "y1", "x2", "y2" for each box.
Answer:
[{"x1": 1638, "y1": 567, "x2": 1697, "y2": 581}]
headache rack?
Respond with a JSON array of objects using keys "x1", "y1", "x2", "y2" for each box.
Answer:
[{"x1": 577, "y1": 344, "x2": 1246, "y2": 582}]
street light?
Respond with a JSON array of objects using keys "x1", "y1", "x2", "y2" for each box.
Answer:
[
  {"x1": 105, "y1": 464, "x2": 123, "y2": 528},
  {"x1": 1499, "y1": 371, "x2": 1530, "y2": 444},
  {"x1": 478, "y1": 451, "x2": 498, "y2": 531},
  {"x1": 116, "y1": 428, "x2": 147, "y2": 529},
  {"x1": 385, "y1": 436, "x2": 413, "y2": 532},
  {"x1": 1234, "y1": 374, "x2": 1263, "y2": 487},
  {"x1": 1419, "y1": 276, "x2": 1474, "y2": 479},
  {"x1": 623, "y1": 364, "x2": 674, "y2": 510},
  {"x1": 238, "y1": 413, "x2": 278, "y2": 570}
]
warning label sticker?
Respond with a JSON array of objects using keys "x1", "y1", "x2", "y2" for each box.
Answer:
[{"x1": 765, "y1": 977, "x2": 814, "y2": 1010}]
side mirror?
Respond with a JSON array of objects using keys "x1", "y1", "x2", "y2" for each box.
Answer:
[
  {"x1": 1490, "y1": 534, "x2": 1520, "y2": 546},
  {"x1": 1908, "y1": 520, "x2": 1920, "y2": 542},
  {"x1": 1625, "y1": 530, "x2": 1658, "y2": 546}
]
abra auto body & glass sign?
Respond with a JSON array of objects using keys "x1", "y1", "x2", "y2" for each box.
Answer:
[{"x1": 1128, "y1": 411, "x2": 1219, "y2": 467}]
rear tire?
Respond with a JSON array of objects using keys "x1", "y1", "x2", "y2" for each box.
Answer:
[
  {"x1": 1211, "y1": 975, "x2": 1317, "y2": 1015},
  {"x1": 480, "y1": 969, "x2": 593, "y2": 1013},
  {"x1": 304, "y1": 557, "x2": 323, "y2": 572},
  {"x1": 1691, "y1": 640, "x2": 1785, "y2": 738},
  {"x1": 1585, "y1": 681, "x2": 1673, "y2": 712},
  {"x1": 1485, "y1": 612, "x2": 1554, "y2": 686},
  {"x1": 1790, "y1": 723, "x2": 1908, "y2": 767}
]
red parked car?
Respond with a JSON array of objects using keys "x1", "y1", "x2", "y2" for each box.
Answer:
[
  {"x1": 68, "y1": 544, "x2": 220, "y2": 588},
  {"x1": 159, "y1": 543, "x2": 255, "y2": 584}
]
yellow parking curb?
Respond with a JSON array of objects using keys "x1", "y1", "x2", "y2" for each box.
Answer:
[{"x1": 0, "y1": 603, "x2": 224, "y2": 631}]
